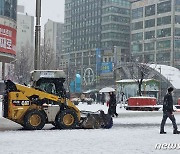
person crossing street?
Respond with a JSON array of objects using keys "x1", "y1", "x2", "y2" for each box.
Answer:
[{"x1": 160, "y1": 87, "x2": 180, "y2": 134}]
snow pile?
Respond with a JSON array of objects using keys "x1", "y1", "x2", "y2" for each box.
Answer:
[{"x1": 149, "y1": 64, "x2": 180, "y2": 89}]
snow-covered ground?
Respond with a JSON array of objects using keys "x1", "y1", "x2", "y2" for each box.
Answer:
[{"x1": 1, "y1": 102, "x2": 180, "y2": 154}]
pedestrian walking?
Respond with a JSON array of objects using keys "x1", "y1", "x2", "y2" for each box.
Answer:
[
  {"x1": 108, "y1": 92, "x2": 118, "y2": 117},
  {"x1": 160, "y1": 87, "x2": 180, "y2": 134},
  {"x1": 101, "y1": 92, "x2": 106, "y2": 105}
]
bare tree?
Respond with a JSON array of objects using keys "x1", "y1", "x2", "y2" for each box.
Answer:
[
  {"x1": 40, "y1": 39, "x2": 56, "y2": 70},
  {"x1": 131, "y1": 57, "x2": 156, "y2": 96},
  {"x1": 14, "y1": 42, "x2": 33, "y2": 84}
]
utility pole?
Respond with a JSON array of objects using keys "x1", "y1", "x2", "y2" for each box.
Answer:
[{"x1": 34, "y1": 0, "x2": 41, "y2": 70}]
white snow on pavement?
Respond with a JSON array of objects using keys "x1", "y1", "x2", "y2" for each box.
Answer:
[{"x1": 0, "y1": 102, "x2": 180, "y2": 154}]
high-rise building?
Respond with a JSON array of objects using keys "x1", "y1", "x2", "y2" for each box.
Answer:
[
  {"x1": 0, "y1": 0, "x2": 17, "y2": 80},
  {"x1": 62, "y1": 0, "x2": 131, "y2": 89},
  {"x1": 44, "y1": 19, "x2": 64, "y2": 69},
  {"x1": 131, "y1": 0, "x2": 180, "y2": 69}
]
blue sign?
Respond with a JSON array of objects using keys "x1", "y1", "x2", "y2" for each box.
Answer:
[{"x1": 101, "y1": 62, "x2": 113, "y2": 74}]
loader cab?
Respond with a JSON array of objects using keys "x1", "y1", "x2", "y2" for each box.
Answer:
[{"x1": 30, "y1": 70, "x2": 67, "y2": 98}]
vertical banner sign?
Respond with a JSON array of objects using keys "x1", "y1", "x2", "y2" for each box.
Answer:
[
  {"x1": 96, "y1": 48, "x2": 101, "y2": 82},
  {"x1": 0, "y1": 24, "x2": 16, "y2": 55}
]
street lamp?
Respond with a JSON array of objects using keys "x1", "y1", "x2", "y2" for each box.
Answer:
[{"x1": 34, "y1": 0, "x2": 41, "y2": 70}]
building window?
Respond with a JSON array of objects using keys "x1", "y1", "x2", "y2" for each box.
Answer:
[
  {"x1": 145, "y1": 19, "x2": 155, "y2": 28},
  {"x1": 0, "y1": 0, "x2": 17, "y2": 21},
  {"x1": 144, "y1": 54, "x2": 154, "y2": 63},
  {"x1": 157, "y1": 0, "x2": 171, "y2": 14},
  {"x1": 175, "y1": 15, "x2": 180, "y2": 24},
  {"x1": 144, "y1": 42, "x2": 155, "y2": 51},
  {"x1": 145, "y1": 31, "x2": 155, "y2": 40},
  {"x1": 156, "y1": 52, "x2": 170, "y2": 61},
  {"x1": 145, "y1": 4, "x2": 155, "y2": 17},
  {"x1": 175, "y1": 28, "x2": 180, "y2": 36},
  {"x1": 175, "y1": 0, "x2": 180, "y2": 11},
  {"x1": 132, "y1": 21, "x2": 143, "y2": 30},
  {"x1": 175, "y1": 40, "x2": 180, "y2": 48},
  {"x1": 157, "y1": 28, "x2": 171, "y2": 38},
  {"x1": 157, "y1": 16, "x2": 171, "y2": 26},
  {"x1": 131, "y1": 43, "x2": 142, "y2": 53},
  {"x1": 157, "y1": 40, "x2": 171, "y2": 50},
  {"x1": 132, "y1": 32, "x2": 143, "y2": 41},
  {"x1": 132, "y1": 7, "x2": 143, "y2": 19}
]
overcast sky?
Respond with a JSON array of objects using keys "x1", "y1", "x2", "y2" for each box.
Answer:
[{"x1": 18, "y1": 0, "x2": 65, "y2": 26}]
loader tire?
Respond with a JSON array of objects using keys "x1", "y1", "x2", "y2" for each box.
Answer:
[
  {"x1": 56, "y1": 109, "x2": 78, "y2": 129},
  {"x1": 23, "y1": 109, "x2": 46, "y2": 130}
]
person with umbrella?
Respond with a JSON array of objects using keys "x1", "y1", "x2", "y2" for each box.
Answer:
[{"x1": 108, "y1": 92, "x2": 118, "y2": 117}]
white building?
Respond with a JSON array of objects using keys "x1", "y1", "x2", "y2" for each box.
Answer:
[
  {"x1": 16, "y1": 6, "x2": 34, "y2": 59},
  {"x1": 44, "y1": 19, "x2": 64, "y2": 69}
]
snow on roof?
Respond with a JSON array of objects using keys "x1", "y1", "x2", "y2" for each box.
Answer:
[
  {"x1": 116, "y1": 79, "x2": 154, "y2": 83},
  {"x1": 149, "y1": 64, "x2": 180, "y2": 89}
]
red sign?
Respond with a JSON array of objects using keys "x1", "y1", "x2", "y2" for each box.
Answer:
[{"x1": 0, "y1": 24, "x2": 16, "y2": 55}]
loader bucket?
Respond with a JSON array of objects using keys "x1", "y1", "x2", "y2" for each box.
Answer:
[{"x1": 80, "y1": 110, "x2": 113, "y2": 129}]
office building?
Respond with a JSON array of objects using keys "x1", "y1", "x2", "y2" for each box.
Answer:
[
  {"x1": 131, "y1": 0, "x2": 180, "y2": 69},
  {"x1": 62, "y1": 0, "x2": 131, "y2": 89}
]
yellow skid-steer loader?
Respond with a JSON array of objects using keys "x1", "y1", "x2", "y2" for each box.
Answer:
[{"x1": 2, "y1": 70, "x2": 113, "y2": 130}]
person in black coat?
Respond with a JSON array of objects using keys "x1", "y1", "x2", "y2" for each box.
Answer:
[
  {"x1": 160, "y1": 87, "x2": 180, "y2": 134},
  {"x1": 108, "y1": 92, "x2": 118, "y2": 117}
]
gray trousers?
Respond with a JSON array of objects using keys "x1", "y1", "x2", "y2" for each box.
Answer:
[{"x1": 160, "y1": 111, "x2": 178, "y2": 132}]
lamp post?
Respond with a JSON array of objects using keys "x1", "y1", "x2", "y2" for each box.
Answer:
[{"x1": 34, "y1": 0, "x2": 41, "y2": 70}]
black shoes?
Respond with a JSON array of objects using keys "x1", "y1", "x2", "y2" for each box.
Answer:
[
  {"x1": 160, "y1": 131, "x2": 167, "y2": 134},
  {"x1": 160, "y1": 130, "x2": 180, "y2": 134},
  {"x1": 173, "y1": 130, "x2": 180, "y2": 134}
]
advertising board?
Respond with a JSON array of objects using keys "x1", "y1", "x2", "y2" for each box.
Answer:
[{"x1": 0, "y1": 24, "x2": 16, "y2": 55}]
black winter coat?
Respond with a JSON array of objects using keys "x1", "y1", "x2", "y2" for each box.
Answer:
[
  {"x1": 109, "y1": 93, "x2": 116, "y2": 106},
  {"x1": 163, "y1": 93, "x2": 174, "y2": 113}
]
